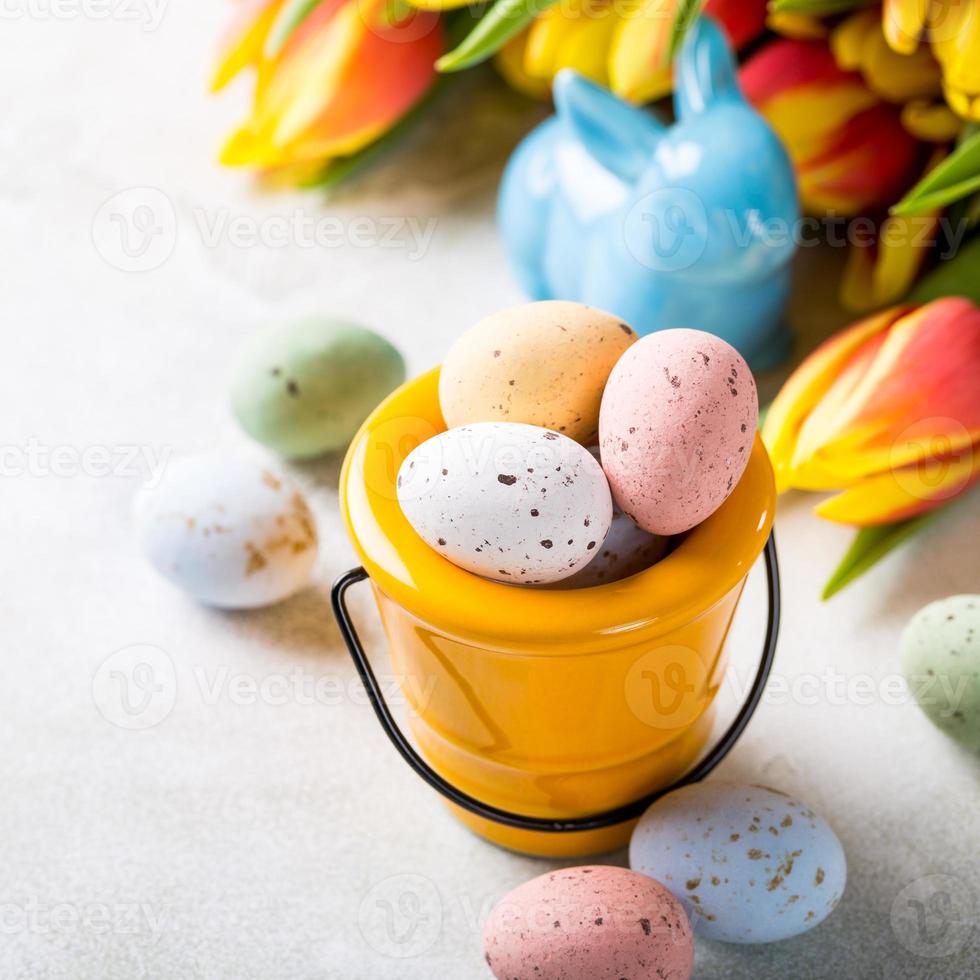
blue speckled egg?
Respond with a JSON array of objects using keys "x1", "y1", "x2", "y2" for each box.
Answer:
[{"x1": 629, "y1": 782, "x2": 846, "y2": 943}]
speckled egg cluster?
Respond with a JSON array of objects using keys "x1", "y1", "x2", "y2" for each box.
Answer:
[
  {"x1": 481, "y1": 781, "x2": 847, "y2": 977},
  {"x1": 402, "y1": 307, "x2": 759, "y2": 586}
]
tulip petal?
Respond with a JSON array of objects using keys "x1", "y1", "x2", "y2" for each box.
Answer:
[
  {"x1": 832, "y1": 9, "x2": 942, "y2": 104},
  {"x1": 799, "y1": 102, "x2": 922, "y2": 214},
  {"x1": 839, "y1": 211, "x2": 939, "y2": 312},
  {"x1": 741, "y1": 39, "x2": 922, "y2": 215},
  {"x1": 704, "y1": 0, "x2": 767, "y2": 48},
  {"x1": 223, "y1": 0, "x2": 442, "y2": 169},
  {"x1": 264, "y1": 0, "x2": 326, "y2": 57},
  {"x1": 559, "y1": 13, "x2": 621, "y2": 86},
  {"x1": 815, "y1": 443, "x2": 980, "y2": 524},
  {"x1": 791, "y1": 298, "x2": 980, "y2": 483},
  {"x1": 900, "y1": 99, "x2": 964, "y2": 142},
  {"x1": 840, "y1": 147, "x2": 947, "y2": 312},
  {"x1": 882, "y1": 0, "x2": 927, "y2": 56},
  {"x1": 789, "y1": 329, "x2": 892, "y2": 483},
  {"x1": 211, "y1": 0, "x2": 285, "y2": 91},
  {"x1": 608, "y1": 0, "x2": 676, "y2": 103},
  {"x1": 767, "y1": 12, "x2": 829, "y2": 39},
  {"x1": 609, "y1": 0, "x2": 765, "y2": 102},
  {"x1": 762, "y1": 305, "x2": 906, "y2": 490},
  {"x1": 494, "y1": 31, "x2": 552, "y2": 99},
  {"x1": 928, "y1": 1, "x2": 980, "y2": 121}
]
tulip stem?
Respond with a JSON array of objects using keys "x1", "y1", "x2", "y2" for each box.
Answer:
[
  {"x1": 910, "y1": 233, "x2": 980, "y2": 306},
  {"x1": 666, "y1": 0, "x2": 705, "y2": 65},
  {"x1": 769, "y1": 0, "x2": 874, "y2": 13}
]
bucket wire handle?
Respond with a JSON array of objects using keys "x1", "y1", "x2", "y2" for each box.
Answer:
[{"x1": 330, "y1": 532, "x2": 780, "y2": 833}]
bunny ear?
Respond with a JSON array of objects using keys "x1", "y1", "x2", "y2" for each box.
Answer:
[
  {"x1": 554, "y1": 70, "x2": 665, "y2": 183},
  {"x1": 675, "y1": 15, "x2": 743, "y2": 120}
]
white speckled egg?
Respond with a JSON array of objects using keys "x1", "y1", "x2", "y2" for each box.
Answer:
[
  {"x1": 629, "y1": 782, "x2": 846, "y2": 944},
  {"x1": 600, "y1": 330, "x2": 758, "y2": 535},
  {"x1": 397, "y1": 422, "x2": 613, "y2": 584},
  {"x1": 135, "y1": 456, "x2": 317, "y2": 609}
]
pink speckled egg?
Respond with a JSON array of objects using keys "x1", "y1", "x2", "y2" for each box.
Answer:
[
  {"x1": 483, "y1": 866, "x2": 694, "y2": 980},
  {"x1": 599, "y1": 330, "x2": 758, "y2": 535}
]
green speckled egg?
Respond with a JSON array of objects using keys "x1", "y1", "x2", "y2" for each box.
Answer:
[
  {"x1": 900, "y1": 595, "x2": 980, "y2": 754},
  {"x1": 230, "y1": 318, "x2": 405, "y2": 459}
]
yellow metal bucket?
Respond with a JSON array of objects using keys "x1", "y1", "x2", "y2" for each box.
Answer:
[{"x1": 335, "y1": 368, "x2": 778, "y2": 857}]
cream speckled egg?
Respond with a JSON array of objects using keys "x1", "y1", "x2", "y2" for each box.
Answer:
[
  {"x1": 483, "y1": 866, "x2": 694, "y2": 980},
  {"x1": 397, "y1": 422, "x2": 613, "y2": 584},
  {"x1": 600, "y1": 330, "x2": 758, "y2": 535},
  {"x1": 630, "y1": 782, "x2": 846, "y2": 944},
  {"x1": 439, "y1": 301, "x2": 637, "y2": 444},
  {"x1": 135, "y1": 456, "x2": 317, "y2": 609}
]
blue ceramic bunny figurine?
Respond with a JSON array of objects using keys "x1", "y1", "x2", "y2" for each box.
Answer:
[{"x1": 498, "y1": 16, "x2": 799, "y2": 369}]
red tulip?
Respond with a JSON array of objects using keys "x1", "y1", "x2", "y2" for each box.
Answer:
[{"x1": 741, "y1": 38, "x2": 923, "y2": 216}]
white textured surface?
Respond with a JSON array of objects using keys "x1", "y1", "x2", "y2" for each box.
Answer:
[{"x1": 2, "y1": 7, "x2": 979, "y2": 979}]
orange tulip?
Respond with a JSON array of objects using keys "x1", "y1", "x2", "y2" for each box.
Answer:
[
  {"x1": 213, "y1": 0, "x2": 443, "y2": 176},
  {"x1": 763, "y1": 297, "x2": 980, "y2": 525}
]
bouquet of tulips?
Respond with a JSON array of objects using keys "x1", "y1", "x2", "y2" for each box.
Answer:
[
  {"x1": 209, "y1": 0, "x2": 774, "y2": 187},
  {"x1": 212, "y1": 0, "x2": 980, "y2": 302},
  {"x1": 211, "y1": 0, "x2": 980, "y2": 595}
]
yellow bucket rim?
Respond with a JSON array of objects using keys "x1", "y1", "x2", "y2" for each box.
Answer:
[{"x1": 339, "y1": 367, "x2": 776, "y2": 650}]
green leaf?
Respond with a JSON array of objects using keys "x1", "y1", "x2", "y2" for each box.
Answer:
[
  {"x1": 909, "y1": 232, "x2": 980, "y2": 305},
  {"x1": 821, "y1": 512, "x2": 940, "y2": 600},
  {"x1": 264, "y1": 0, "x2": 324, "y2": 58},
  {"x1": 665, "y1": 0, "x2": 705, "y2": 65},
  {"x1": 436, "y1": 0, "x2": 558, "y2": 73},
  {"x1": 769, "y1": 0, "x2": 873, "y2": 12},
  {"x1": 892, "y1": 129, "x2": 980, "y2": 216}
]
